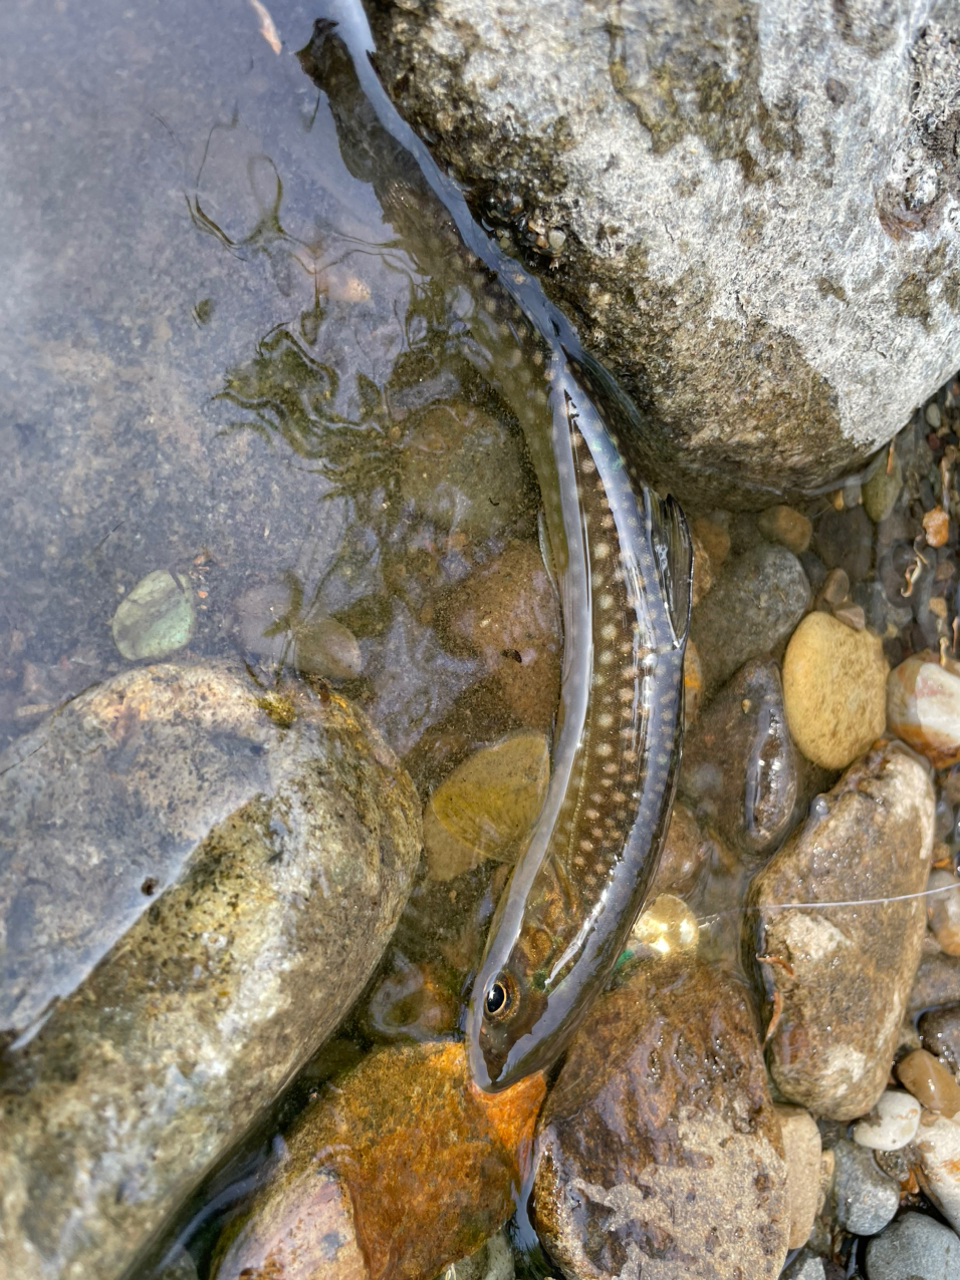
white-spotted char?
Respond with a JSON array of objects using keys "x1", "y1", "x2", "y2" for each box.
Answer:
[{"x1": 300, "y1": 6, "x2": 693, "y2": 1092}]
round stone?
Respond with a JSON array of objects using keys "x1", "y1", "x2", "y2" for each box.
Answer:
[
  {"x1": 111, "y1": 569, "x2": 196, "y2": 660},
  {"x1": 782, "y1": 611, "x2": 888, "y2": 769}
]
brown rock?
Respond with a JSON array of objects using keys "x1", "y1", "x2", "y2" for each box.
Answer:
[
  {"x1": 531, "y1": 958, "x2": 789, "y2": 1280},
  {"x1": 758, "y1": 506, "x2": 813, "y2": 555},
  {"x1": 211, "y1": 1042, "x2": 545, "y2": 1280},
  {"x1": 648, "y1": 800, "x2": 710, "y2": 900},
  {"x1": 681, "y1": 659, "x2": 800, "y2": 858},
  {"x1": 747, "y1": 742, "x2": 936, "y2": 1120},
  {"x1": 438, "y1": 540, "x2": 561, "y2": 733}
]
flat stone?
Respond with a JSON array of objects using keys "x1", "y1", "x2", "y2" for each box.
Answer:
[
  {"x1": 774, "y1": 1105, "x2": 822, "y2": 1250},
  {"x1": 531, "y1": 957, "x2": 789, "y2": 1280},
  {"x1": 746, "y1": 742, "x2": 935, "y2": 1120},
  {"x1": 0, "y1": 662, "x2": 422, "y2": 1280},
  {"x1": 111, "y1": 569, "x2": 196, "y2": 660}
]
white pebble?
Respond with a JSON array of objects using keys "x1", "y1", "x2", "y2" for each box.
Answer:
[
  {"x1": 914, "y1": 1110, "x2": 960, "y2": 1233},
  {"x1": 852, "y1": 1089, "x2": 921, "y2": 1150}
]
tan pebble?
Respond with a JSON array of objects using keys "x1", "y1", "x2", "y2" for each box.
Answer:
[
  {"x1": 887, "y1": 654, "x2": 960, "y2": 767},
  {"x1": 782, "y1": 612, "x2": 888, "y2": 769},
  {"x1": 691, "y1": 516, "x2": 730, "y2": 570},
  {"x1": 897, "y1": 1048, "x2": 960, "y2": 1118},
  {"x1": 923, "y1": 506, "x2": 950, "y2": 548},
  {"x1": 774, "y1": 1104, "x2": 822, "y2": 1249},
  {"x1": 423, "y1": 733, "x2": 550, "y2": 881},
  {"x1": 758, "y1": 505, "x2": 813, "y2": 555}
]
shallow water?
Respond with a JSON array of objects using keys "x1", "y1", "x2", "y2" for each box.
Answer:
[{"x1": 2, "y1": 1, "x2": 960, "y2": 1277}]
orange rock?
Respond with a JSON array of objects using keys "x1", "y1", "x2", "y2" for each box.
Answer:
[
  {"x1": 211, "y1": 1042, "x2": 545, "y2": 1280},
  {"x1": 923, "y1": 505, "x2": 950, "y2": 548}
]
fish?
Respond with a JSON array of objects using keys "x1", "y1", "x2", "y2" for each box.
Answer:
[{"x1": 299, "y1": 2, "x2": 693, "y2": 1092}]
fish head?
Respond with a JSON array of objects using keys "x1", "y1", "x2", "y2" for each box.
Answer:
[{"x1": 466, "y1": 963, "x2": 550, "y2": 1091}]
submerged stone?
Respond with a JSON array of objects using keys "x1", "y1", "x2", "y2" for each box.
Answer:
[
  {"x1": 111, "y1": 569, "x2": 196, "y2": 660},
  {"x1": 210, "y1": 1042, "x2": 545, "y2": 1280},
  {"x1": 531, "y1": 957, "x2": 789, "y2": 1280},
  {"x1": 0, "y1": 661, "x2": 421, "y2": 1280},
  {"x1": 746, "y1": 742, "x2": 935, "y2": 1120}
]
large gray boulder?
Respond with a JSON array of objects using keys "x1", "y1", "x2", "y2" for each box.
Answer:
[{"x1": 367, "y1": 0, "x2": 960, "y2": 505}]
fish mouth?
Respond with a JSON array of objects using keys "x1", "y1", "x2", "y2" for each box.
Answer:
[{"x1": 465, "y1": 1008, "x2": 509, "y2": 1092}]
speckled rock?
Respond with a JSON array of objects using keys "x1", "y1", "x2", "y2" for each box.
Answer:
[
  {"x1": 0, "y1": 662, "x2": 422, "y2": 1280},
  {"x1": 829, "y1": 1139, "x2": 899, "y2": 1237},
  {"x1": 782, "y1": 611, "x2": 888, "y2": 769},
  {"x1": 747, "y1": 741, "x2": 936, "y2": 1121},
  {"x1": 531, "y1": 957, "x2": 789, "y2": 1280},
  {"x1": 865, "y1": 1211, "x2": 960, "y2": 1280},
  {"x1": 690, "y1": 544, "x2": 811, "y2": 692},
  {"x1": 681, "y1": 659, "x2": 799, "y2": 857},
  {"x1": 367, "y1": 2, "x2": 960, "y2": 507},
  {"x1": 210, "y1": 1042, "x2": 545, "y2": 1280}
]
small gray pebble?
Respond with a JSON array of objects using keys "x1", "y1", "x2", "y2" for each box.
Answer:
[
  {"x1": 832, "y1": 1140, "x2": 899, "y2": 1237},
  {"x1": 865, "y1": 1210, "x2": 960, "y2": 1280},
  {"x1": 780, "y1": 1250, "x2": 826, "y2": 1280}
]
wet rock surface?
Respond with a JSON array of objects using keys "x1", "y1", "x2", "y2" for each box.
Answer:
[
  {"x1": 680, "y1": 658, "x2": 799, "y2": 857},
  {"x1": 865, "y1": 1210, "x2": 960, "y2": 1280},
  {"x1": 368, "y1": 1, "x2": 960, "y2": 506},
  {"x1": 0, "y1": 662, "x2": 422, "y2": 1280},
  {"x1": 210, "y1": 1042, "x2": 545, "y2": 1280},
  {"x1": 748, "y1": 742, "x2": 936, "y2": 1121},
  {"x1": 782, "y1": 611, "x2": 889, "y2": 769},
  {"x1": 531, "y1": 957, "x2": 789, "y2": 1280},
  {"x1": 690, "y1": 544, "x2": 811, "y2": 692}
]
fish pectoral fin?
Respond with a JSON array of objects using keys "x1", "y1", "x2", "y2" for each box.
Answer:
[{"x1": 650, "y1": 492, "x2": 693, "y2": 642}]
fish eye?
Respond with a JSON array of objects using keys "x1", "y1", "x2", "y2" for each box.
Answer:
[{"x1": 484, "y1": 973, "x2": 515, "y2": 1021}]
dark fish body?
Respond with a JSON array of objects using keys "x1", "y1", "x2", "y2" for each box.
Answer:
[{"x1": 301, "y1": 4, "x2": 693, "y2": 1092}]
